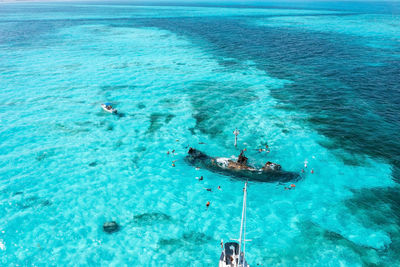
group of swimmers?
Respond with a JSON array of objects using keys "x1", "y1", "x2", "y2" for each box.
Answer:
[
  {"x1": 197, "y1": 175, "x2": 222, "y2": 208},
  {"x1": 302, "y1": 160, "x2": 314, "y2": 174},
  {"x1": 240, "y1": 145, "x2": 270, "y2": 154},
  {"x1": 167, "y1": 147, "x2": 222, "y2": 208}
]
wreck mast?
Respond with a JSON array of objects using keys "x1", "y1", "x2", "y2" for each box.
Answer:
[{"x1": 233, "y1": 128, "x2": 240, "y2": 147}]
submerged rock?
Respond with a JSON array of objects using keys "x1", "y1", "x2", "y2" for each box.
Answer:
[
  {"x1": 103, "y1": 221, "x2": 119, "y2": 234},
  {"x1": 41, "y1": 200, "x2": 52, "y2": 207},
  {"x1": 89, "y1": 161, "x2": 97, "y2": 167}
]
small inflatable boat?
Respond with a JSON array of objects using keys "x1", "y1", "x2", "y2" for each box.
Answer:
[{"x1": 101, "y1": 103, "x2": 117, "y2": 114}]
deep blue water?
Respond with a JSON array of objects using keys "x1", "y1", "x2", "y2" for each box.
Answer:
[{"x1": 0, "y1": 1, "x2": 399, "y2": 266}]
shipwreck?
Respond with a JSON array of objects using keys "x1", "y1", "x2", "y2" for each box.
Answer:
[{"x1": 186, "y1": 148, "x2": 301, "y2": 183}]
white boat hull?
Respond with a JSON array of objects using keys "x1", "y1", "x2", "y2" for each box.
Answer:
[{"x1": 101, "y1": 104, "x2": 117, "y2": 114}]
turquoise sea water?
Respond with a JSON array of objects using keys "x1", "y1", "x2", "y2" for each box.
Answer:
[{"x1": 1, "y1": 1, "x2": 400, "y2": 266}]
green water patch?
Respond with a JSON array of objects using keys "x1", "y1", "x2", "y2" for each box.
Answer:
[
  {"x1": 165, "y1": 114, "x2": 175, "y2": 124},
  {"x1": 137, "y1": 103, "x2": 146, "y2": 109},
  {"x1": 74, "y1": 121, "x2": 95, "y2": 127},
  {"x1": 158, "y1": 231, "x2": 213, "y2": 251},
  {"x1": 55, "y1": 123, "x2": 91, "y2": 135},
  {"x1": 346, "y1": 187, "x2": 400, "y2": 233},
  {"x1": 100, "y1": 85, "x2": 136, "y2": 91},
  {"x1": 187, "y1": 80, "x2": 258, "y2": 138},
  {"x1": 131, "y1": 155, "x2": 140, "y2": 169},
  {"x1": 343, "y1": 187, "x2": 400, "y2": 264},
  {"x1": 130, "y1": 146, "x2": 147, "y2": 169},
  {"x1": 35, "y1": 150, "x2": 56, "y2": 162},
  {"x1": 132, "y1": 212, "x2": 172, "y2": 226},
  {"x1": 106, "y1": 124, "x2": 114, "y2": 131},
  {"x1": 110, "y1": 62, "x2": 129, "y2": 69},
  {"x1": 15, "y1": 195, "x2": 52, "y2": 210},
  {"x1": 294, "y1": 221, "x2": 382, "y2": 266},
  {"x1": 114, "y1": 139, "x2": 124, "y2": 149},
  {"x1": 159, "y1": 98, "x2": 179, "y2": 108},
  {"x1": 317, "y1": 139, "x2": 366, "y2": 167},
  {"x1": 219, "y1": 59, "x2": 240, "y2": 68},
  {"x1": 336, "y1": 153, "x2": 365, "y2": 167},
  {"x1": 146, "y1": 113, "x2": 175, "y2": 134},
  {"x1": 63, "y1": 63, "x2": 82, "y2": 70},
  {"x1": 273, "y1": 104, "x2": 296, "y2": 111},
  {"x1": 258, "y1": 219, "x2": 383, "y2": 266}
]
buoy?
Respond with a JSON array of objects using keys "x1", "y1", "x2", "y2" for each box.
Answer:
[
  {"x1": 218, "y1": 186, "x2": 221, "y2": 190},
  {"x1": 290, "y1": 184, "x2": 296, "y2": 188},
  {"x1": 206, "y1": 201, "x2": 210, "y2": 207},
  {"x1": 167, "y1": 151, "x2": 170, "y2": 155},
  {"x1": 172, "y1": 163, "x2": 175, "y2": 167},
  {"x1": 311, "y1": 169, "x2": 314, "y2": 174}
]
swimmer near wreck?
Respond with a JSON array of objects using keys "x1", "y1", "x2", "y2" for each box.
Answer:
[{"x1": 186, "y1": 148, "x2": 301, "y2": 183}]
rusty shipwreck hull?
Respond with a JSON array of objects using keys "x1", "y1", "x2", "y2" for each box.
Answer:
[{"x1": 185, "y1": 148, "x2": 302, "y2": 183}]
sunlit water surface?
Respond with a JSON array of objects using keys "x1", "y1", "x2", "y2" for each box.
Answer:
[{"x1": 0, "y1": 2, "x2": 400, "y2": 266}]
